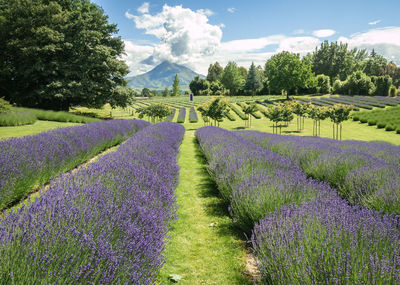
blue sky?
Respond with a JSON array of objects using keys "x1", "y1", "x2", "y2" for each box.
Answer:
[{"x1": 92, "y1": 0, "x2": 400, "y2": 76}]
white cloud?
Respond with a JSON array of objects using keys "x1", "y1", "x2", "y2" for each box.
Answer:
[
  {"x1": 338, "y1": 27, "x2": 400, "y2": 64},
  {"x1": 227, "y1": 7, "x2": 236, "y2": 13},
  {"x1": 312, "y1": 29, "x2": 336, "y2": 38},
  {"x1": 137, "y1": 2, "x2": 149, "y2": 14},
  {"x1": 122, "y1": 41, "x2": 154, "y2": 76},
  {"x1": 368, "y1": 19, "x2": 381, "y2": 25},
  {"x1": 196, "y1": 9, "x2": 214, "y2": 17},
  {"x1": 219, "y1": 23, "x2": 226, "y2": 28},
  {"x1": 125, "y1": 10, "x2": 134, "y2": 20},
  {"x1": 277, "y1": 36, "x2": 321, "y2": 53},
  {"x1": 127, "y1": 4, "x2": 222, "y2": 73}
]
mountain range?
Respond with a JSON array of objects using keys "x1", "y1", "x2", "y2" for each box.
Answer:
[{"x1": 126, "y1": 61, "x2": 205, "y2": 90}]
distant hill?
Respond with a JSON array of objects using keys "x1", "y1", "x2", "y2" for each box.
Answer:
[{"x1": 126, "y1": 61, "x2": 205, "y2": 90}]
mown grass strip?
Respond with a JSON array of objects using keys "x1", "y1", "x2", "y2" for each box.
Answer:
[{"x1": 158, "y1": 130, "x2": 252, "y2": 285}]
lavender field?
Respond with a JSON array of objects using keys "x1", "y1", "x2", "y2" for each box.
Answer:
[
  {"x1": 196, "y1": 126, "x2": 400, "y2": 284},
  {"x1": 0, "y1": 122, "x2": 184, "y2": 283}
]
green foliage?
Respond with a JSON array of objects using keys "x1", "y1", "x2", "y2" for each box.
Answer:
[
  {"x1": 0, "y1": 111, "x2": 37, "y2": 126},
  {"x1": 265, "y1": 51, "x2": 315, "y2": 99},
  {"x1": 221, "y1": 62, "x2": 244, "y2": 95},
  {"x1": 244, "y1": 62, "x2": 263, "y2": 96},
  {"x1": 172, "y1": 74, "x2": 181, "y2": 96},
  {"x1": 189, "y1": 76, "x2": 210, "y2": 95},
  {"x1": 198, "y1": 97, "x2": 230, "y2": 126},
  {"x1": 209, "y1": 80, "x2": 225, "y2": 95},
  {"x1": 141, "y1": 88, "x2": 152, "y2": 97},
  {"x1": 316, "y1": 74, "x2": 331, "y2": 93},
  {"x1": 0, "y1": 98, "x2": 11, "y2": 113},
  {"x1": 0, "y1": 0, "x2": 129, "y2": 111},
  {"x1": 346, "y1": 71, "x2": 375, "y2": 95},
  {"x1": 389, "y1": 85, "x2": 397, "y2": 97},
  {"x1": 310, "y1": 41, "x2": 368, "y2": 81},
  {"x1": 328, "y1": 104, "x2": 353, "y2": 139},
  {"x1": 242, "y1": 103, "x2": 259, "y2": 127},
  {"x1": 364, "y1": 50, "x2": 388, "y2": 76},
  {"x1": 354, "y1": 106, "x2": 400, "y2": 133},
  {"x1": 16, "y1": 107, "x2": 99, "y2": 123},
  {"x1": 136, "y1": 103, "x2": 172, "y2": 122},
  {"x1": 206, "y1": 62, "x2": 223, "y2": 82},
  {"x1": 372, "y1": 75, "x2": 392, "y2": 96},
  {"x1": 162, "y1": 87, "x2": 169, "y2": 97}
]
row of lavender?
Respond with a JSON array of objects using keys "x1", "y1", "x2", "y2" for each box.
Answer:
[
  {"x1": 196, "y1": 126, "x2": 400, "y2": 284},
  {"x1": 0, "y1": 119, "x2": 149, "y2": 210},
  {"x1": 237, "y1": 131, "x2": 400, "y2": 215},
  {"x1": 0, "y1": 122, "x2": 185, "y2": 284}
]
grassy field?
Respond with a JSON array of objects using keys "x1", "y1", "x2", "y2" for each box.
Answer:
[
  {"x1": 157, "y1": 130, "x2": 252, "y2": 284},
  {"x1": 0, "y1": 120, "x2": 81, "y2": 139}
]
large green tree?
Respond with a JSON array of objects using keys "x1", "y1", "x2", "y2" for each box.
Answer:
[
  {"x1": 0, "y1": 0, "x2": 129, "y2": 111},
  {"x1": 206, "y1": 62, "x2": 223, "y2": 82},
  {"x1": 244, "y1": 62, "x2": 263, "y2": 95},
  {"x1": 265, "y1": 51, "x2": 315, "y2": 99},
  {"x1": 310, "y1": 41, "x2": 368, "y2": 82},
  {"x1": 221, "y1": 61, "x2": 244, "y2": 95},
  {"x1": 364, "y1": 50, "x2": 388, "y2": 77}
]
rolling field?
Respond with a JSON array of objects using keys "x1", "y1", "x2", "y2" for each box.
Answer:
[{"x1": 1, "y1": 96, "x2": 399, "y2": 284}]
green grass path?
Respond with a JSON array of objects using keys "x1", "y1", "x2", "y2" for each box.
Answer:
[{"x1": 158, "y1": 130, "x2": 252, "y2": 285}]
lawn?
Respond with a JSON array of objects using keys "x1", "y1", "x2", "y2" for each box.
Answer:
[{"x1": 0, "y1": 120, "x2": 81, "y2": 139}]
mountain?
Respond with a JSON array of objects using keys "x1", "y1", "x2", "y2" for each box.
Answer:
[{"x1": 126, "y1": 61, "x2": 205, "y2": 90}]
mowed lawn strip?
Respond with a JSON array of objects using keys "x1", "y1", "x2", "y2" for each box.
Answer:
[{"x1": 158, "y1": 130, "x2": 251, "y2": 285}]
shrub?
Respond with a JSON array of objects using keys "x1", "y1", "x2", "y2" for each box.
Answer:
[
  {"x1": 0, "y1": 98, "x2": 11, "y2": 113},
  {"x1": 360, "y1": 118, "x2": 368, "y2": 123},
  {"x1": 385, "y1": 124, "x2": 396, "y2": 131},
  {"x1": 17, "y1": 107, "x2": 100, "y2": 123},
  {"x1": 389, "y1": 85, "x2": 397, "y2": 97},
  {"x1": 316, "y1": 74, "x2": 331, "y2": 93},
  {"x1": 377, "y1": 122, "x2": 386, "y2": 128},
  {"x1": 177, "y1": 107, "x2": 186, "y2": 123},
  {"x1": 368, "y1": 119, "x2": 377, "y2": 126},
  {"x1": 0, "y1": 111, "x2": 37, "y2": 126}
]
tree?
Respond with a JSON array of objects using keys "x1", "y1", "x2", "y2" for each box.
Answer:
[
  {"x1": 189, "y1": 76, "x2": 209, "y2": 95},
  {"x1": 0, "y1": 98, "x2": 11, "y2": 113},
  {"x1": 309, "y1": 41, "x2": 367, "y2": 82},
  {"x1": 198, "y1": 97, "x2": 230, "y2": 126},
  {"x1": 265, "y1": 51, "x2": 315, "y2": 99},
  {"x1": 162, "y1": 87, "x2": 169, "y2": 97},
  {"x1": 372, "y1": 76, "x2": 392, "y2": 96},
  {"x1": 307, "y1": 105, "x2": 330, "y2": 136},
  {"x1": 206, "y1": 62, "x2": 223, "y2": 82},
  {"x1": 141, "y1": 88, "x2": 152, "y2": 97},
  {"x1": 364, "y1": 50, "x2": 388, "y2": 76},
  {"x1": 244, "y1": 62, "x2": 263, "y2": 96},
  {"x1": 0, "y1": 0, "x2": 129, "y2": 111},
  {"x1": 172, "y1": 74, "x2": 180, "y2": 96},
  {"x1": 328, "y1": 104, "x2": 353, "y2": 140},
  {"x1": 221, "y1": 62, "x2": 244, "y2": 95},
  {"x1": 291, "y1": 101, "x2": 308, "y2": 131},
  {"x1": 265, "y1": 105, "x2": 283, "y2": 134},
  {"x1": 345, "y1": 71, "x2": 375, "y2": 95},
  {"x1": 209, "y1": 81, "x2": 225, "y2": 95},
  {"x1": 137, "y1": 103, "x2": 172, "y2": 123},
  {"x1": 242, "y1": 103, "x2": 258, "y2": 128},
  {"x1": 316, "y1": 74, "x2": 331, "y2": 94}
]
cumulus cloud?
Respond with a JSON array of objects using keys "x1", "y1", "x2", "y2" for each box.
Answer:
[
  {"x1": 125, "y1": 10, "x2": 134, "y2": 20},
  {"x1": 137, "y1": 2, "x2": 149, "y2": 14},
  {"x1": 368, "y1": 19, "x2": 381, "y2": 25},
  {"x1": 338, "y1": 27, "x2": 400, "y2": 64},
  {"x1": 127, "y1": 4, "x2": 222, "y2": 70},
  {"x1": 227, "y1": 7, "x2": 236, "y2": 13},
  {"x1": 312, "y1": 29, "x2": 336, "y2": 38},
  {"x1": 196, "y1": 9, "x2": 214, "y2": 17},
  {"x1": 121, "y1": 41, "x2": 154, "y2": 76}
]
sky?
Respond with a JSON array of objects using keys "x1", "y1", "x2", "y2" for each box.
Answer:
[{"x1": 91, "y1": 0, "x2": 400, "y2": 76}]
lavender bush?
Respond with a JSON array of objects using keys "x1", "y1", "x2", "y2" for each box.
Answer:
[
  {"x1": 238, "y1": 130, "x2": 400, "y2": 215},
  {"x1": 0, "y1": 122, "x2": 185, "y2": 284},
  {"x1": 0, "y1": 119, "x2": 149, "y2": 209},
  {"x1": 252, "y1": 198, "x2": 400, "y2": 284},
  {"x1": 196, "y1": 126, "x2": 335, "y2": 233},
  {"x1": 189, "y1": 107, "x2": 198, "y2": 123},
  {"x1": 177, "y1": 107, "x2": 186, "y2": 123}
]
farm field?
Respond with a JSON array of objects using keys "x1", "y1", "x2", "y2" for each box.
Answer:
[{"x1": 1, "y1": 96, "x2": 400, "y2": 284}]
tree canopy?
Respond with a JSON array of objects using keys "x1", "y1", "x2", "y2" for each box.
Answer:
[
  {"x1": 265, "y1": 51, "x2": 315, "y2": 99},
  {"x1": 172, "y1": 74, "x2": 180, "y2": 96},
  {"x1": 221, "y1": 62, "x2": 244, "y2": 95},
  {"x1": 0, "y1": 0, "x2": 129, "y2": 111},
  {"x1": 244, "y1": 62, "x2": 263, "y2": 95}
]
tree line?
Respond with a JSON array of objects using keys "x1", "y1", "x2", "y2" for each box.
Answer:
[{"x1": 190, "y1": 42, "x2": 400, "y2": 98}]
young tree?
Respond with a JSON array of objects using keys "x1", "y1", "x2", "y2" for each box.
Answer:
[
  {"x1": 137, "y1": 103, "x2": 172, "y2": 123},
  {"x1": 206, "y1": 62, "x2": 224, "y2": 82},
  {"x1": 198, "y1": 97, "x2": 230, "y2": 126},
  {"x1": 172, "y1": 74, "x2": 180, "y2": 96},
  {"x1": 307, "y1": 105, "x2": 330, "y2": 136},
  {"x1": 265, "y1": 105, "x2": 283, "y2": 134},
  {"x1": 221, "y1": 62, "x2": 244, "y2": 95},
  {"x1": 292, "y1": 101, "x2": 308, "y2": 131},
  {"x1": 0, "y1": 0, "x2": 129, "y2": 111},
  {"x1": 242, "y1": 103, "x2": 258, "y2": 128},
  {"x1": 328, "y1": 104, "x2": 353, "y2": 140},
  {"x1": 162, "y1": 87, "x2": 169, "y2": 97},
  {"x1": 265, "y1": 52, "x2": 315, "y2": 99},
  {"x1": 244, "y1": 62, "x2": 263, "y2": 96}
]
